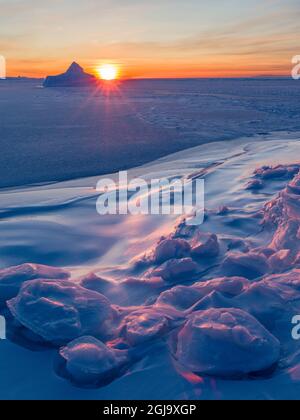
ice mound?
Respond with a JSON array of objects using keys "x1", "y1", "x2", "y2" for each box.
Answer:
[
  {"x1": 156, "y1": 277, "x2": 249, "y2": 311},
  {"x1": 58, "y1": 336, "x2": 128, "y2": 387},
  {"x1": 246, "y1": 179, "x2": 264, "y2": 191},
  {"x1": 217, "y1": 206, "x2": 230, "y2": 216},
  {"x1": 44, "y1": 62, "x2": 97, "y2": 88},
  {"x1": 4, "y1": 159, "x2": 300, "y2": 395},
  {"x1": 262, "y1": 172, "x2": 300, "y2": 228},
  {"x1": 154, "y1": 238, "x2": 191, "y2": 264},
  {"x1": 227, "y1": 238, "x2": 250, "y2": 253},
  {"x1": 190, "y1": 232, "x2": 220, "y2": 259},
  {"x1": 120, "y1": 309, "x2": 169, "y2": 346},
  {"x1": 0, "y1": 263, "x2": 69, "y2": 306},
  {"x1": 268, "y1": 249, "x2": 294, "y2": 273},
  {"x1": 175, "y1": 308, "x2": 280, "y2": 377},
  {"x1": 7, "y1": 279, "x2": 118, "y2": 345},
  {"x1": 222, "y1": 252, "x2": 270, "y2": 280},
  {"x1": 149, "y1": 258, "x2": 198, "y2": 283},
  {"x1": 234, "y1": 270, "x2": 300, "y2": 333},
  {"x1": 79, "y1": 273, "x2": 113, "y2": 295},
  {"x1": 260, "y1": 171, "x2": 300, "y2": 271}
]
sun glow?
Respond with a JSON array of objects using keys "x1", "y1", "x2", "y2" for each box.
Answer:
[{"x1": 97, "y1": 64, "x2": 119, "y2": 81}]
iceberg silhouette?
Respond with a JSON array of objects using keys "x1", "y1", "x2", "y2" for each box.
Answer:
[{"x1": 44, "y1": 62, "x2": 97, "y2": 87}]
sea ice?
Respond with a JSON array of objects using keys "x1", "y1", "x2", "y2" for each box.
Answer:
[
  {"x1": 190, "y1": 232, "x2": 220, "y2": 259},
  {"x1": 154, "y1": 238, "x2": 191, "y2": 264},
  {"x1": 58, "y1": 336, "x2": 128, "y2": 386},
  {"x1": 7, "y1": 279, "x2": 118, "y2": 345},
  {"x1": 260, "y1": 171, "x2": 300, "y2": 272},
  {"x1": 175, "y1": 308, "x2": 280, "y2": 377},
  {"x1": 232, "y1": 271, "x2": 300, "y2": 335},
  {"x1": 156, "y1": 277, "x2": 249, "y2": 311},
  {"x1": 254, "y1": 164, "x2": 299, "y2": 181}
]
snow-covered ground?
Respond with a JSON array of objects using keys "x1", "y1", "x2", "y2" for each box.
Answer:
[{"x1": 1, "y1": 80, "x2": 300, "y2": 400}]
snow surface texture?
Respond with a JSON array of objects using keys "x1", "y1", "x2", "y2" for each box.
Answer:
[
  {"x1": 2, "y1": 132, "x2": 300, "y2": 399},
  {"x1": 1, "y1": 79, "x2": 300, "y2": 189}
]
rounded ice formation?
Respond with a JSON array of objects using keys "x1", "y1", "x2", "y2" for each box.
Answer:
[
  {"x1": 0, "y1": 263, "x2": 70, "y2": 306},
  {"x1": 7, "y1": 279, "x2": 117, "y2": 345},
  {"x1": 151, "y1": 258, "x2": 198, "y2": 282},
  {"x1": 268, "y1": 249, "x2": 294, "y2": 273},
  {"x1": 246, "y1": 179, "x2": 264, "y2": 191},
  {"x1": 121, "y1": 310, "x2": 169, "y2": 346},
  {"x1": 80, "y1": 273, "x2": 112, "y2": 294},
  {"x1": 59, "y1": 336, "x2": 128, "y2": 386},
  {"x1": 233, "y1": 270, "x2": 300, "y2": 333},
  {"x1": 222, "y1": 252, "x2": 270, "y2": 280},
  {"x1": 154, "y1": 238, "x2": 191, "y2": 264},
  {"x1": 254, "y1": 164, "x2": 299, "y2": 181},
  {"x1": 190, "y1": 232, "x2": 220, "y2": 259},
  {"x1": 175, "y1": 308, "x2": 280, "y2": 377},
  {"x1": 262, "y1": 172, "x2": 300, "y2": 228}
]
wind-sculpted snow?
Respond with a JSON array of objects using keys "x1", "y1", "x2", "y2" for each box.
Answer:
[
  {"x1": 262, "y1": 169, "x2": 300, "y2": 227},
  {"x1": 259, "y1": 169, "x2": 300, "y2": 276},
  {"x1": 7, "y1": 280, "x2": 118, "y2": 345},
  {"x1": 139, "y1": 230, "x2": 220, "y2": 275},
  {"x1": 232, "y1": 270, "x2": 300, "y2": 336},
  {"x1": 3, "y1": 159, "x2": 300, "y2": 395},
  {"x1": 174, "y1": 308, "x2": 280, "y2": 377}
]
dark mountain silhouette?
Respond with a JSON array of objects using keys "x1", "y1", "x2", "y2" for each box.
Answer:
[{"x1": 44, "y1": 62, "x2": 97, "y2": 87}]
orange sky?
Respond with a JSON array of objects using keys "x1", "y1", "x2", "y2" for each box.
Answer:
[{"x1": 1, "y1": 0, "x2": 299, "y2": 78}]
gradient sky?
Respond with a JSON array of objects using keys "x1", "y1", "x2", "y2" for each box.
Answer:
[{"x1": 1, "y1": 0, "x2": 300, "y2": 78}]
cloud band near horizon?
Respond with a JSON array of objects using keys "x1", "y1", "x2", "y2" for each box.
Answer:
[{"x1": 1, "y1": 0, "x2": 299, "y2": 78}]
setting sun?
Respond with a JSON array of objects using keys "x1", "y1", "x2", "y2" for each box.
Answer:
[{"x1": 97, "y1": 64, "x2": 118, "y2": 81}]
